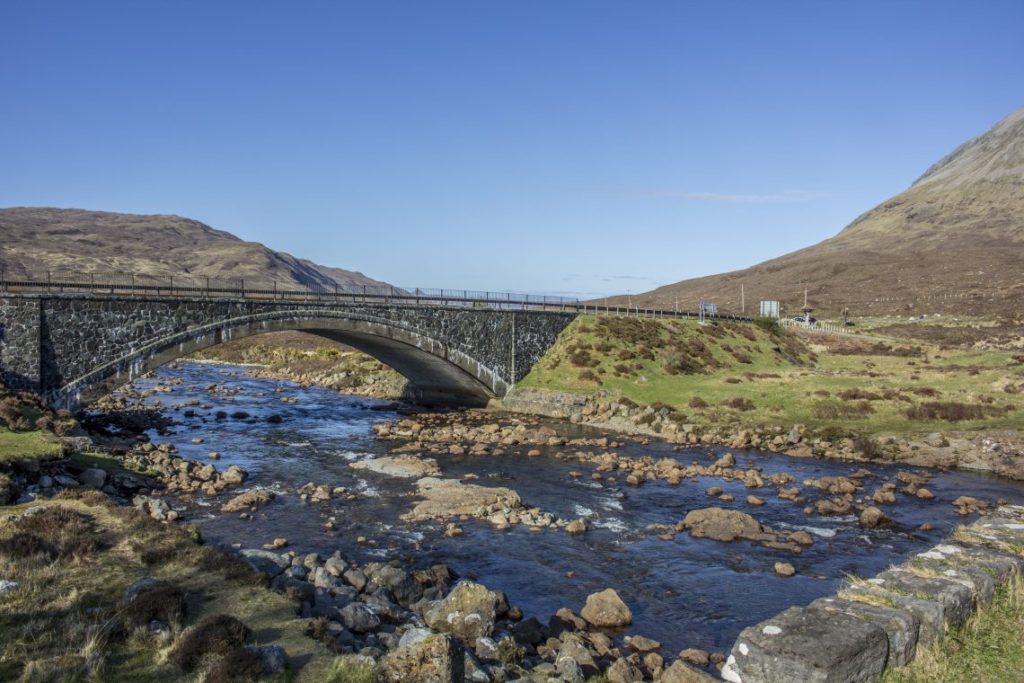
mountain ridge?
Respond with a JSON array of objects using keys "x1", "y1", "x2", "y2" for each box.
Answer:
[
  {"x1": 614, "y1": 106, "x2": 1024, "y2": 317},
  {"x1": 0, "y1": 206, "x2": 388, "y2": 291}
]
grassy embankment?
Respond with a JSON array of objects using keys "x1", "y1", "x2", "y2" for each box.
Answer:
[
  {"x1": 882, "y1": 573, "x2": 1024, "y2": 682},
  {"x1": 517, "y1": 315, "x2": 1024, "y2": 437},
  {"x1": 191, "y1": 331, "x2": 405, "y2": 396},
  {"x1": 0, "y1": 384, "x2": 373, "y2": 682},
  {"x1": 0, "y1": 494, "x2": 370, "y2": 682}
]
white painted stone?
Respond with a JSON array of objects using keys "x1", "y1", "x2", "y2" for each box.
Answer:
[
  {"x1": 738, "y1": 643, "x2": 749, "y2": 656},
  {"x1": 762, "y1": 625, "x2": 782, "y2": 636},
  {"x1": 721, "y1": 654, "x2": 743, "y2": 683}
]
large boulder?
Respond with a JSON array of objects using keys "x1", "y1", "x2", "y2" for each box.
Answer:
[
  {"x1": 79, "y1": 468, "x2": 107, "y2": 488},
  {"x1": 580, "y1": 588, "x2": 632, "y2": 628},
  {"x1": 679, "y1": 507, "x2": 768, "y2": 543},
  {"x1": 379, "y1": 633, "x2": 465, "y2": 683},
  {"x1": 424, "y1": 581, "x2": 509, "y2": 644}
]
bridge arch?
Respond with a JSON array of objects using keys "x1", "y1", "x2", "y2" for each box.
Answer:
[{"x1": 53, "y1": 309, "x2": 509, "y2": 409}]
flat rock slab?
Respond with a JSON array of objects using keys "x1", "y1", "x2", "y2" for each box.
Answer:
[
  {"x1": 723, "y1": 606, "x2": 887, "y2": 683},
  {"x1": 402, "y1": 477, "x2": 522, "y2": 522},
  {"x1": 808, "y1": 597, "x2": 919, "y2": 668},
  {"x1": 351, "y1": 455, "x2": 441, "y2": 478}
]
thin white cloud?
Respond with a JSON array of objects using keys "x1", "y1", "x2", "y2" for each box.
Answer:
[{"x1": 642, "y1": 189, "x2": 827, "y2": 204}]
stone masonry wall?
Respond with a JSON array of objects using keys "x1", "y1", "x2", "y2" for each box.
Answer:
[
  {"x1": 1, "y1": 295, "x2": 575, "y2": 402},
  {"x1": 0, "y1": 297, "x2": 40, "y2": 391},
  {"x1": 722, "y1": 505, "x2": 1024, "y2": 682}
]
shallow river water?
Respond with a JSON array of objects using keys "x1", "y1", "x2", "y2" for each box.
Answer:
[{"x1": 118, "y1": 361, "x2": 1024, "y2": 655}]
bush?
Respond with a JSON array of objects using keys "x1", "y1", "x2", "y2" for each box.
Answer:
[
  {"x1": 813, "y1": 400, "x2": 875, "y2": 419},
  {"x1": 905, "y1": 402, "x2": 1012, "y2": 422},
  {"x1": 15, "y1": 506, "x2": 108, "y2": 559},
  {"x1": 204, "y1": 646, "x2": 265, "y2": 683},
  {"x1": 753, "y1": 317, "x2": 781, "y2": 336},
  {"x1": 124, "y1": 581, "x2": 188, "y2": 628},
  {"x1": 838, "y1": 389, "x2": 883, "y2": 401},
  {"x1": 0, "y1": 532, "x2": 57, "y2": 560},
  {"x1": 169, "y1": 614, "x2": 252, "y2": 670},
  {"x1": 721, "y1": 397, "x2": 756, "y2": 411},
  {"x1": 578, "y1": 370, "x2": 600, "y2": 383},
  {"x1": 688, "y1": 397, "x2": 709, "y2": 409}
]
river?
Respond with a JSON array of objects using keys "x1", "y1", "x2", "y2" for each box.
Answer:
[{"x1": 112, "y1": 360, "x2": 1024, "y2": 656}]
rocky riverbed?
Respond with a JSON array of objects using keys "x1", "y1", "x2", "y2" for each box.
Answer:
[{"x1": 22, "y1": 360, "x2": 1024, "y2": 681}]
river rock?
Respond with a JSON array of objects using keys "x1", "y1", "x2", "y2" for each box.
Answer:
[
  {"x1": 221, "y1": 464, "x2": 248, "y2": 487},
  {"x1": 566, "y1": 518, "x2": 587, "y2": 535},
  {"x1": 662, "y1": 659, "x2": 717, "y2": 682},
  {"x1": 679, "y1": 507, "x2": 768, "y2": 543},
  {"x1": 239, "y1": 549, "x2": 289, "y2": 578},
  {"x1": 580, "y1": 588, "x2": 632, "y2": 627},
  {"x1": 424, "y1": 580, "x2": 509, "y2": 644},
  {"x1": 79, "y1": 468, "x2": 107, "y2": 488},
  {"x1": 221, "y1": 489, "x2": 275, "y2": 512},
  {"x1": 367, "y1": 565, "x2": 424, "y2": 607},
  {"x1": 340, "y1": 602, "x2": 381, "y2": 633},
  {"x1": 555, "y1": 654, "x2": 586, "y2": 683},
  {"x1": 351, "y1": 456, "x2": 441, "y2": 478},
  {"x1": 379, "y1": 633, "x2": 464, "y2": 683},
  {"x1": 858, "y1": 506, "x2": 888, "y2": 528},
  {"x1": 625, "y1": 634, "x2": 660, "y2": 652},
  {"x1": 774, "y1": 562, "x2": 796, "y2": 577},
  {"x1": 606, "y1": 656, "x2": 643, "y2": 682}
]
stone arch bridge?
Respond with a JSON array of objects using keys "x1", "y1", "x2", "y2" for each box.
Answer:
[{"x1": 0, "y1": 294, "x2": 577, "y2": 409}]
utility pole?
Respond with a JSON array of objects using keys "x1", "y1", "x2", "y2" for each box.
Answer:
[{"x1": 741, "y1": 284, "x2": 745, "y2": 314}]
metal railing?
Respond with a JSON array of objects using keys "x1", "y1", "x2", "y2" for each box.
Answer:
[{"x1": 0, "y1": 269, "x2": 754, "y2": 322}]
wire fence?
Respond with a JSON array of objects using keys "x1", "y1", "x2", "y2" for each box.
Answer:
[{"x1": 0, "y1": 269, "x2": 754, "y2": 322}]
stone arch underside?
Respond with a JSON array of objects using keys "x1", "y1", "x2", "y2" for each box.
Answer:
[{"x1": 55, "y1": 312, "x2": 506, "y2": 409}]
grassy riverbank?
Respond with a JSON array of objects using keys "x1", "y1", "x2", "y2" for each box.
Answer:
[
  {"x1": 882, "y1": 574, "x2": 1024, "y2": 683},
  {"x1": 191, "y1": 331, "x2": 406, "y2": 398},
  {"x1": 0, "y1": 493, "x2": 347, "y2": 682},
  {"x1": 517, "y1": 315, "x2": 1024, "y2": 438}
]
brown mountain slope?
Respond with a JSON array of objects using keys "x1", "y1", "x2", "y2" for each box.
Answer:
[
  {"x1": 616, "y1": 107, "x2": 1024, "y2": 318},
  {"x1": 0, "y1": 207, "x2": 388, "y2": 291}
]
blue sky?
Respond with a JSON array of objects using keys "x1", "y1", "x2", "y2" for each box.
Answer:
[{"x1": 1, "y1": 1, "x2": 1022, "y2": 297}]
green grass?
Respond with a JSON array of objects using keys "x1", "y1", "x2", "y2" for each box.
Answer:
[
  {"x1": 882, "y1": 576, "x2": 1024, "y2": 683},
  {"x1": 517, "y1": 315, "x2": 1024, "y2": 437},
  {"x1": 0, "y1": 427, "x2": 63, "y2": 465}
]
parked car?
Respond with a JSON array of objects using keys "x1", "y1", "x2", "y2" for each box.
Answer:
[{"x1": 791, "y1": 315, "x2": 817, "y2": 325}]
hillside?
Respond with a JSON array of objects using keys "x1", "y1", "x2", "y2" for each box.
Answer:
[
  {"x1": 0, "y1": 207, "x2": 388, "y2": 292},
  {"x1": 615, "y1": 107, "x2": 1024, "y2": 318}
]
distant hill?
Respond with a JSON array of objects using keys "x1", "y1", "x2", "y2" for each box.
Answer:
[
  {"x1": 613, "y1": 107, "x2": 1024, "y2": 318},
  {"x1": 0, "y1": 207, "x2": 389, "y2": 292}
]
